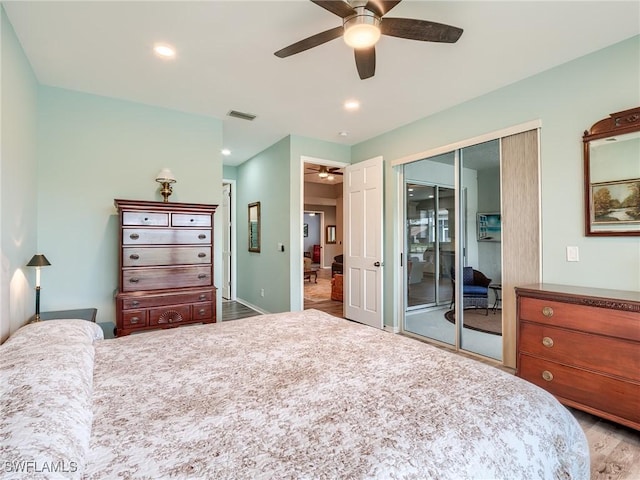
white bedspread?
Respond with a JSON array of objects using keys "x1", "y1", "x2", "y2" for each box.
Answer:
[{"x1": 82, "y1": 309, "x2": 588, "y2": 479}]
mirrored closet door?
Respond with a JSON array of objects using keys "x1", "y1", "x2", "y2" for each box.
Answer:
[{"x1": 402, "y1": 140, "x2": 503, "y2": 361}]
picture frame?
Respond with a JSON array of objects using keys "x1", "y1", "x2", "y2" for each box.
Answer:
[
  {"x1": 477, "y1": 213, "x2": 501, "y2": 242},
  {"x1": 248, "y1": 202, "x2": 261, "y2": 252},
  {"x1": 303, "y1": 223, "x2": 308, "y2": 238},
  {"x1": 590, "y1": 178, "x2": 640, "y2": 230},
  {"x1": 326, "y1": 225, "x2": 336, "y2": 244}
]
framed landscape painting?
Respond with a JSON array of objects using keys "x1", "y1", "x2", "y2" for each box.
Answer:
[{"x1": 590, "y1": 178, "x2": 640, "y2": 234}]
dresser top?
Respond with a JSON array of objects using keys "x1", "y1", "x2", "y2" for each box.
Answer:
[
  {"x1": 516, "y1": 283, "x2": 640, "y2": 307},
  {"x1": 115, "y1": 199, "x2": 217, "y2": 213}
]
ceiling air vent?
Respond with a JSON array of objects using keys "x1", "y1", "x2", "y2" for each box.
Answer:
[{"x1": 227, "y1": 110, "x2": 257, "y2": 121}]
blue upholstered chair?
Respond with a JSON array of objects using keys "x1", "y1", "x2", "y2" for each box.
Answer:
[{"x1": 450, "y1": 266, "x2": 492, "y2": 315}]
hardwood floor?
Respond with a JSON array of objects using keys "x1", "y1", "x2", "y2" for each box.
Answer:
[
  {"x1": 570, "y1": 408, "x2": 640, "y2": 480},
  {"x1": 221, "y1": 300, "x2": 261, "y2": 321},
  {"x1": 303, "y1": 268, "x2": 345, "y2": 318},
  {"x1": 221, "y1": 299, "x2": 640, "y2": 478}
]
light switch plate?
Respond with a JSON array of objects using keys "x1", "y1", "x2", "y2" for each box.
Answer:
[{"x1": 566, "y1": 246, "x2": 579, "y2": 262}]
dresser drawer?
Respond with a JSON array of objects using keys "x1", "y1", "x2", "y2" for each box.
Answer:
[
  {"x1": 123, "y1": 228, "x2": 211, "y2": 245},
  {"x1": 519, "y1": 322, "x2": 640, "y2": 382},
  {"x1": 519, "y1": 296, "x2": 640, "y2": 341},
  {"x1": 123, "y1": 310, "x2": 148, "y2": 328},
  {"x1": 123, "y1": 212, "x2": 169, "y2": 226},
  {"x1": 172, "y1": 213, "x2": 211, "y2": 227},
  {"x1": 123, "y1": 246, "x2": 211, "y2": 267},
  {"x1": 120, "y1": 289, "x2": 214, "y2": 309},
  {"x1": 192, "y1": 302, "x2": 214, "y2": 321},
  {"x1": 149, "y1": 304, "x2": 191, "y2": 326},
  {"x1": 518, "y1": 353, "x2": 640, "y2": 426},
  {"x1": 122, "y1": 266, "x2": 212, "y2": 292}
]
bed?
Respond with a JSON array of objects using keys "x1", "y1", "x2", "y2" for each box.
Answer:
[{"x1": 1, "y1": 310, "x2": 589, "y2": 479}]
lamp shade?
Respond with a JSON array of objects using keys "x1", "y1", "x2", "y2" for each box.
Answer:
[
  {"x1": 155, "y1": 168, "x2": 176, "y2": 184},
  {"x1": 26, "y1": 254, "x2": 51, "y2": 268}
]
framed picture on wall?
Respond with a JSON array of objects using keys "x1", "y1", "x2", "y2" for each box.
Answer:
[
  {"x1": 304, "y1": 223, "x2": 308, "y2": 237},
  {"x1": 477, "y1": 213, "x2": 501, "y2": 242}
]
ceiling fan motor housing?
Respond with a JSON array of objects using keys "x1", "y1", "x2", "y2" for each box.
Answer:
[{"x1": 343, "y1": 6, "x2": 381, "y2": 48}]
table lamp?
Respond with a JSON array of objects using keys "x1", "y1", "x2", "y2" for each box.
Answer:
[
  {"x1": 26, "y1": 254, "x2": 51, "y2": 322},
  {"x1": 155, "y1": 168, "x2": 177, "y2": 202}
]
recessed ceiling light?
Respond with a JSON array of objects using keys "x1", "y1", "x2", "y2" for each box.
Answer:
[
  {"x1": 344, "y1": 100, "x2": 360, "y2": 111},
  {"x1": 339, "y1": 131, "x2": 349, "y2": 137},
  {"x1": 221, "y1": 149, "x2": 231, "y2": 156},
  {"x1": 153, "y1": 43, "x2": 176, "y2": 59}
]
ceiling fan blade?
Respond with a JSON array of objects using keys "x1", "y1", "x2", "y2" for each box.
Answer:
[
  {"x1": 365, "y1": 0, "x2": 402, "y2": 17},
  {"x1": 354, "y1": 46, "x2": 376, "y2": 80},
  {"x1": 274, "y1": 26, "x2": 344, "y2": 58},
  {"x1": 381, "y1": 18, "x2": 463, "y2": 43},
  {"x1": 311, "y1": 0, "x2": 356, "y2": 18}
]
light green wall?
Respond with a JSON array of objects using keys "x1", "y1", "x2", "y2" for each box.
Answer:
[
  {"x1": 36, "y1": 86, "x2": 223, "y2": 324},
  {"x1": 235, "y1": 134, "x2": 350, "y2": 312},
  {"x1": 1, "y1": 7, "x2": 39, "y2": 340},
  {"x1": 352, "y1": 35, "x2": 640, "y2": 326},
  {"x1": 236, "y1": 137, "x2": 291, "y2": 312},
  {"x1": 223, "y1": 165, "x2": 238, "y2": 181}
]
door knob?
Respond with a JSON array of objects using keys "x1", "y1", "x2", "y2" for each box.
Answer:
[{"x1": 374, "y1": 261, "x2": 381, "y2": 267}]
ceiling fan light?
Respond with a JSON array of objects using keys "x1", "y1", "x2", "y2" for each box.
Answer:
[
  {"x1": 318, "y1": 171, "x2": 329, "y2": 178},
  {"x1": 343, "y1": 11, "x2": 381, "y2": 49}
]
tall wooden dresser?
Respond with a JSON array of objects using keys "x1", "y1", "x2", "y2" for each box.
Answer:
[
  {"x1": 114, "y1": 199, "x2": 217, "y2": 336},
  {"x1": 516, "y1": 284, "x2": 640, "y2": 430}
]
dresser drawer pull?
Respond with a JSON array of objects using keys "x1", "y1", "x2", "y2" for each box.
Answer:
[
  {"x1": 129, "y1": 254, "x2": 140, "y2": 260},
  {"x1": 199, "y1": 294, "x2": 207, "y2": 300},
  {"x1": 130, "y1": 317, "x2": 140, "y2": 324},
  {"x1": 144, "y1": 217, "x2": 149, "y2": 222},
  {"x1": 198, "y1": 252, "x2": 206, "y2": 258},
  {"x1": 131, "y1": 300, "x2": 140, "y2": 307},
  {"x1": 541, "y1": 306, "x2": 554, "y2": 317},
  {"x1": 129, "y1": 233, "x2": 140, "y2": 240},
  {"x1": 198, "y1": 234, "x2": 207, "y2": 240},
  {"x1": 129, "y1": 278, "x2": 140, "y2": 283},
  {"x1": 198, "y1": 309, "x2": 206, "y2": 315},
  {"x1": 190, "y1": 218, "x2": 195, "y2": 222},
  {"x1": 198, "y1": 274, "x2": 207, "y2": 279},
  {"x1": 542, "y1": 336, "x2": 554, "y2": 348},
  {"x1": 542, "y1": 370, "x2": 554, "y2": 382}
]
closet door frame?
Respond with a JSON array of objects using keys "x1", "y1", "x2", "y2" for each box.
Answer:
[{"x1": 392, "y1": 120, "x2": 541, "y2": 367}]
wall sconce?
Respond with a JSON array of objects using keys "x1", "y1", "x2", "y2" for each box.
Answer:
[
  {"x1": 26, "y1": 254, "x2": 51, "y2": 322},
  {"x1": 155, "y1": 168, "x2": 176, "y2": 202}
]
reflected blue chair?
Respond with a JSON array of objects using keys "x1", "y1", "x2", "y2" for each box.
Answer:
[{"x1": 450, "y1": 266, "x2": 492, "y2": 315}]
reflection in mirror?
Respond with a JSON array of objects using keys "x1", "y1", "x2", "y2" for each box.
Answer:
[
  {"x1": 584, "y1": 107, "x2": 640, "y2": 236},
  {"x1": 326, "y1": 225, "x2": 336, "y2": 244},
  {"x1": 248, "y1": 202, "x2": 261, "y2": 252}
]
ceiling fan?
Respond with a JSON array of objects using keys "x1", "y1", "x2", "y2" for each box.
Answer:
[
  {"x1": 274, "y1": 0, "x2": 463, "y2": 80},
  {"x1": 305, "y1": 165, "x2": 344, "y2": 178}
]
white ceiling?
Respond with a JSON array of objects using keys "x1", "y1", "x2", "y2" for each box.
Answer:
[{"x1": 4, "y1": 1, "x2": 639, "y2": 166}]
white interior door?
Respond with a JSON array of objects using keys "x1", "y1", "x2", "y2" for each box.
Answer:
[
  {"x1": 222, "y1": 183, "x2": 232, "y2": 300},
  {"x1": 344, "y1": 156, "x2": 383, "y2": 329}
]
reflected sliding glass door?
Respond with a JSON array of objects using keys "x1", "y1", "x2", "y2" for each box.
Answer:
[{"x1": 403, "y1": 152, "x2": 457, "y2": 346}]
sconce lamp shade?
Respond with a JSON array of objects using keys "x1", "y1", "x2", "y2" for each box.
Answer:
[
  {"x1": 155, "y1": 168, "x2": 176, "y2": 184},
  {"x1": 26, "y1": 254, "x2": 51, "y2": 268}
]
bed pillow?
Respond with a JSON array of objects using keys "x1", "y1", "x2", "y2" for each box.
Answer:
[
  {"x1": 1, "y1": 319, "x2": 103, "y2": 353},
  {"x1": 0, "y1": 321, "x2": 98, "y2": 479}
]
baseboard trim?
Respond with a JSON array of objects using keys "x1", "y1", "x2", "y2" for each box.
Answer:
[{"x1": 234, "y1": 298, "x2": 270, "y2": 315}]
